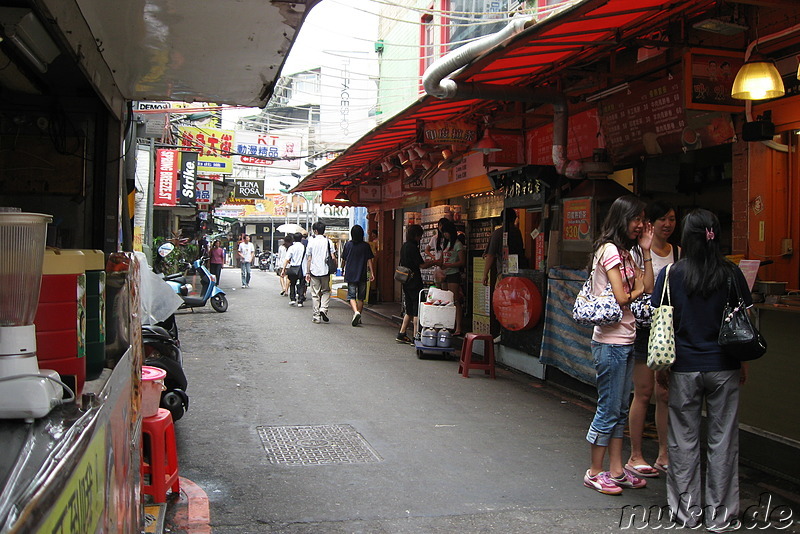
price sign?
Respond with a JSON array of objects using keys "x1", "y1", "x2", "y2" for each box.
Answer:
[{"x1": 563, "y1": 197, "x2": 592, "y2": 242}]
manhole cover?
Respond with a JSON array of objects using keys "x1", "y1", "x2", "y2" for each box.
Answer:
[{"x1": 256, "y1": 424, "x2": 382, "y2": 465}]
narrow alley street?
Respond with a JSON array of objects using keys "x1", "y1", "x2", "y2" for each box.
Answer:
[{"x1": 165, "y1": 268, "x2": 800, "y2": 533}]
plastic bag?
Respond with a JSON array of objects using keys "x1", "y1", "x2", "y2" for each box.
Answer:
[
  {"x1": 426, "y1": 287, "x2": 454, "y2": 306},
  {"x1": 136, "y1": 252, "x2": 184, "y2": 325}
]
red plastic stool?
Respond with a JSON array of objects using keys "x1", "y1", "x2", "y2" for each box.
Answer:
[
  {"x1": 458, "y1": 333, "x2": 496, "y2": 378},
  {"x1": 141, "y1": 408, "x2": 180, "y2": 502}
]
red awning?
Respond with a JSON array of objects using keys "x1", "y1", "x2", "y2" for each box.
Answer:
[{"x1": 294, "y1": 0, "x2": 715, "y2": 193}]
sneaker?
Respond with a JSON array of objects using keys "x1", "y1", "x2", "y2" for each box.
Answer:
[
  {"x1": 583, "y1": 470, "x2": 623, "y2": 495},
  {"x1": 611, "y1": 469, "x2": 647, "y2": 489},
  {"x1": 242, "y1": 285, "x2": 247, "y2": 289},
  {"x1": 297, "y1": 302, "x2": 303, "y2": 307},
  {"x1": 396, "y1": 333, "x2": 412, "y2": 344},
  {"x1": 707, "y1": 519, "x2": 741, "y2": 533},
  {"x1": 312, "y1": 317, "x2": 321, "y2": 324},
  {"x1": 320, "y1": 311, "x2": 329, "y2": 323},
  {"x1": 290, "y1": 301, "x2": 296, "y2": 306},
  {"x1": 352, "y1": 312, "x2": 361, "y2": 327}
]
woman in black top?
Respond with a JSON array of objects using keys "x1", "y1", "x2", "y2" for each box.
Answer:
[
  {"x1": 653, "y1": 209, "x2": 750, "y2": 531},
  {"x1": 396, "y1": 224, "x2": 440, "y2": 344}
]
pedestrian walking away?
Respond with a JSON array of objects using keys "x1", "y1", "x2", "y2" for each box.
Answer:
[
  {"x1": 297, "y1": 232, "x2": 309, "y2": 307},
  {"x1": 626, "y1": 201, "x2": 679, "y2": 479},
  {"x1": 653, "y1": 209, "x2": 750, "y2": 532},
  {"x1": 341, "y1": 225, "x2": 374, "y2": 327},
  {"x1": 277, "y1": 235, "x2": 292, "y2": 296},
  {"x1": 581, "y1": 195, "x2": 653, "y2": 496},
  {"x1": 305, "y1": 221, "x2": 336, "y2": 324},
  {"x1": 283, "y1": 233, "x2": 306, "y2": 305},
  {"x1": 396, "y1": 224, "x2": 440, "y2": 344},
  {"x1": 209, "y1": 240, "x2": 225, "y2": 284},
  {"x1": 238, "y1": 235, "x2": 255, "y2": 288}
]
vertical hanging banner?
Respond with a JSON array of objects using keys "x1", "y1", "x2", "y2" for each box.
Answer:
[
  {"x1": 178, "y1": 151, "x2": 198, "y2": 207},
  {"x1": 154, "y1": 149, "x2": 177, "y2": 206}
]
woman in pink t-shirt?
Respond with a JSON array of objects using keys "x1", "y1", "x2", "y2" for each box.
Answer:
[
  {"x1": 582, "y1": 195, "x2": 654, "y2": 496},
  {"x1": 209, "y1": 240, "x2": 226, "y2": 283}
]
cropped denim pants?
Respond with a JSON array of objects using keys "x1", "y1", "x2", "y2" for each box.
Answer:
[{"x1": 586, "y1": 341, "x2": 634, "y2": 447}]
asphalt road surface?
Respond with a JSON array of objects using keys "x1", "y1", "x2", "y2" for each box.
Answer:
[{"x1": 170, "y1": 267, "x2": 800, "y2": 533}]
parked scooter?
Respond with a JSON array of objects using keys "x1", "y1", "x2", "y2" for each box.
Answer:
[
  {"x1": 158, "y1": 245, "x2": 228, "y2": 313},
  {"x1": 142, "y1": 315, "x2": 188, "y2": 421},
  {"x1": 138, "y1": 252, "x2": 189, "y2": 421},
  {"x1": 258, "y1": 251, "x2": 272, "y2": 271}
]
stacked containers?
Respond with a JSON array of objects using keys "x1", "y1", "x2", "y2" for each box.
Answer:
[
  {"x1": 81, "y1": 250, "x2": 106, "y2": 381},
  {"x1": 34, "y1": 250, "x2": 87, "y2": 396}
]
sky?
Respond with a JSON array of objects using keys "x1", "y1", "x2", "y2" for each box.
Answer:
[
  {"x1": 283, "y1": 0, "x2": 379, "y2": 74},
  {"x1": 222, "y1": 0, "x2": 378, "y2": 130}
]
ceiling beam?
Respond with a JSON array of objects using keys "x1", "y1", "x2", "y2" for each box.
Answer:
[{"x1": 725, "y1": 0, "x2": 799, "y2": 7}]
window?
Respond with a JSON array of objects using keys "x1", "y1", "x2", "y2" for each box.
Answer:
[
  {"x1": 420, "y1": 12, "x2": 435, "y2": 78},
  {"x1": 446, "y1": 0, "x2": 508, "y2": 52}
]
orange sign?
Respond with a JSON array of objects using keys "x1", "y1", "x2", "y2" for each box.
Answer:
[{"x1": 563, "y1": 197, "x2": 592, "y2": 242}]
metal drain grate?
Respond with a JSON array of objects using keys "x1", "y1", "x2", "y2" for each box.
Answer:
[{"x1": 256, "y1": 424, "x2": 382, "y2": 466}]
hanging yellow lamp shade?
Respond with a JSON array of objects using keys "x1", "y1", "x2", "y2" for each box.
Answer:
[{"x1": 731, "y1": 59, "x2": 785, "y2": 100}]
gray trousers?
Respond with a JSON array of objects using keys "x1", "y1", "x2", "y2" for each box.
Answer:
[
  {"x1": 309, "y1": 275, "x2": 331, "y2": 320},
  {"x1": 667, "y1": 370, "x2": 740, "y2": 529}
]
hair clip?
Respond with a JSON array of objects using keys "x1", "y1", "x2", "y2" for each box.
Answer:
[{"x1": 705, "y1": 227, "x2": 715, "y2": 241}]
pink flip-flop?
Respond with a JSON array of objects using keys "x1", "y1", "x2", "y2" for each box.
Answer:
[
  {"x1": 654, "y1": 462, "x2": 668, "y2": 473},
  {"x1": 625, "y1": 463, "x2": 660, "y2": 478}
]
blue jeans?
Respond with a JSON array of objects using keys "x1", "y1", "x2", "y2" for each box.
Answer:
[
  {"x1": 240, "y1": 262, "x2": 251, "y2": 285},
  {"x1": 586, "y1": 342, "x2": 634, "y2": 446}
]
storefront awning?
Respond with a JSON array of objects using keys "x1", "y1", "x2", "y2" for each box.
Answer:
[{"x1": 294, "y1": 0, "x2": 715, "y2": 194}]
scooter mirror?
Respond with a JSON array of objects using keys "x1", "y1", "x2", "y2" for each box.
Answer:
[{"x1": 158, "y1": 243, "x2": 175, "y2": 257}]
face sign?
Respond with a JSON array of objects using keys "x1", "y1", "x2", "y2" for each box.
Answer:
[
  {"x1": 653, "y1": 209, "x2": 676, "y2": 241},
  {"x1": 627, "y1": 211, "x2": 645, "y2": 240}
]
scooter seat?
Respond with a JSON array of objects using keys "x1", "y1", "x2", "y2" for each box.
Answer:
[{"x1": 143, "y1": 325, "x2": 174, "y2": 339}]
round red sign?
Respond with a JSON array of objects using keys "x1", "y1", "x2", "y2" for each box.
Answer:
[{"x1": 492, "y1": 276, "x2": 543, "y2": 331}]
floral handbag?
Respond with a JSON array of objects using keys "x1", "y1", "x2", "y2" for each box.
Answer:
[
  {"x1": 630, "y1": 293, "x2": 653, "y2": 328},
  {"x1": 647, "y1": 264, "x2": 675, "y2": 371},
  {"x1": 572, "y1": 271, "x2": 623, "y2": 327}
]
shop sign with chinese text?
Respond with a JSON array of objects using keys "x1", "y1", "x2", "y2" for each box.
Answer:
[
  {"x1": 234, "y1": 132, "x2": 301, "y2": 170},
  {"x1": 562, "y1": 197, "x2": 592, "y2": 242},
  {"x1": 196, "y1": 180, "x2": 213, "y2": 205},
  {"x1": 154, "y1": 149, "x2": 177, "y2": 206},
  {"x1": 178, "y1": 126, "x2": 234, "y2": 174},
  {"x1": 422, "y1": 120, "x2": 477, "y2": 149}
]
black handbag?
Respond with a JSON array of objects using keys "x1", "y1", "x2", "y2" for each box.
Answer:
[
  {"x1": 718, "y1": 275, "x2": 767, "y2": 361},
  {"x1": 286, "y1": 265, "x2": 301, "y2": 278},
  {"x1": 394, "y1": 265, "x2": 412, "y2": 283},
  {"x1": 326, "y1": 238, "x2": 337, "y2": 275}
]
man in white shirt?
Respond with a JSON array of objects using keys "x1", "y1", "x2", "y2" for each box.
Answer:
[
  {"x1": 238, "y1": 235, "x2": 255, "y2": 288},
  {"x1": 305, "y1": 221, "x2": 336, "y2": 323}
]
